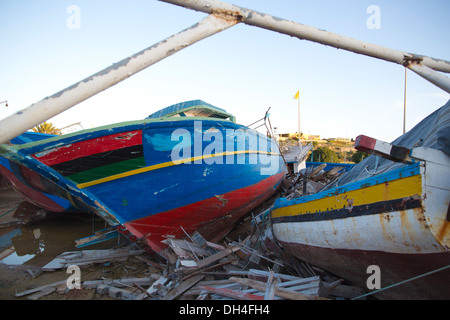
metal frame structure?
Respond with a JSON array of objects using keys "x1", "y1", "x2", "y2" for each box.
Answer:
[{"x1": 1, "y1": 0, "x2": 449, "y2": 145}]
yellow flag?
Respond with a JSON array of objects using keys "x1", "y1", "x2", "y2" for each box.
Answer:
[{"x1": 293, "y1": 91, "x2": 300, "y2": 100}]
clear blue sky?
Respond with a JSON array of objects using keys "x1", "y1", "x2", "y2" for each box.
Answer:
[{"x1": 0, "y1": 0, "x2": 449, "y2": 142}]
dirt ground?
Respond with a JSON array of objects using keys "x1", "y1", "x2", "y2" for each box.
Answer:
[
  {"x1": 0, "y1": 186, "x2": 154, "y2": 300},
  {"x1": 0, "y1": 256, "x2": 154, "y2": 300}
]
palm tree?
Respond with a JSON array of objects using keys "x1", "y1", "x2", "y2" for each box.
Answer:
[{"x1": 32, "y1": 122, "x2": 61, "y2": 135}]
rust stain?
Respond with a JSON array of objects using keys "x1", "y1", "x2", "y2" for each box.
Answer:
[
  {"x1": 436, "y1": 220, "x2": 450, "y2": 248},
  {"x1": 399, "y1": 209, "x2": 413, "y2": 241},
  {"x1": 212, "y1": 9, "x2": 244, "y2": 23},
  {"x1": 383, "y1": 181, "x2": 390, "y2": 200},
  {"x1": 402, "y1": 55, "x2": 424, "y2": 67},
  {"x1": 379, "y1": 212, "x2": 395, "y2": 243}
]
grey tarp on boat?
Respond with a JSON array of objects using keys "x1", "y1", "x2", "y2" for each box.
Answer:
[{"x1": 326, "y1": 99, "x2": 450, "y2": 189}]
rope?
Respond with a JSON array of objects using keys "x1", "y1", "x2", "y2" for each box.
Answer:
[{"x1": 352, "y1": 264, "x2": 450, "y2": 300}]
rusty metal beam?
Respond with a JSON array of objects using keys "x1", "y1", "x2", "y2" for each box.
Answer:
[
  {"x1": 406, "y1": 62, "x2": 450, "y2": 94},
  {"x1": 0, "y1": 13, "x2": 239, "y2": 145},
  {"x1": 160, "y1": 0, "x2": 450, "y2": 74}
]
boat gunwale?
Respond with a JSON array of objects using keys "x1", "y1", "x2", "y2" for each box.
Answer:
[
  {"x1": 6, "y1": 116, "x2": 243, "y2": 155},
  {"x1": 272, "y1": 161, "x2": 422, "y2": 212}
]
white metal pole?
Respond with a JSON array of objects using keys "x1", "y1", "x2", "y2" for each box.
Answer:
[
  {"x1": 403, "y1": 67, "x2": 407, "y2": 134},
  {"x1": 0, "y1": 13, "x2": 239, "y2": 145},
  {"x1": 407, "y1": 63, "x2": 450, "y2": 94},
  {"x1": 160, "y1": 0, "x2": 450, "y2": 74}
]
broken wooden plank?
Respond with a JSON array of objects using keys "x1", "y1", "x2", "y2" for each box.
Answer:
[
  {"x1": 82, "y1": 277, "x2": 153, "y2": 289},
  {"x1": 165, "y1": 238, "x2": 211, "y2": 257},
  {"x1": 205, "y1": 241, "x2": 225, "y2": 251},
  {"x1": 133, "y1": 281, "x2": 150, "y2": 297},
  {"x1": 27, "y1": 286, "x2": 56, "y2": 300},
  {"x1": 264, "y1": 270, "x2": 276, "y2": 300},
  {"x1": 231, "y1": 243, "x2": 283, "y2": 267},
  {"x1": 96, "y1": 284, "x2": 145, "y2": 300},
  {"x1": 196, "y1": 246, "x2": 240, "y2": 269},
  {"x1": 320, "y1": 279, "x2": 345, "y2": 297},
  {"x1": 198, "y1": 285, "x2": 265, "y2": 300},
  {"x1": 179, "y1": 259, "x2": 198, "y2": 268},
  {"x1": 162, "y1": 275, "x2": 205, "y2": 300},
  {"x1": 230, "y1": 277, "x2": 327, "y2": 300},
  {"x1": 276, "y1": 277, "x2": 321, "y2": 294},
  {"x1": 15, "y1": 280, "x2": 67, "y2": 297},
  {"x1": 191, "y1": 231, "x2": 207, "y2": 247},
  {"x1": 134, "y1": 255, "x2": 164, "y2": 270},
  {"x1": 26, "y1": 268, "x2": 43, "y2": 279},
  {"x1": 247, "y1": 269, "x2": 303, "y2": 282},
  {"x1": 42, "y1": 246, "x2": 145, "y2": 271},
  {"x1": 146, "y1": 276, "x2": 167, "y2": 295}
]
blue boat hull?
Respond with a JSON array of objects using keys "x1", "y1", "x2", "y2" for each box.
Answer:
[{"x1": 0, "y1": 117, "x2": 286, "y2": 252}]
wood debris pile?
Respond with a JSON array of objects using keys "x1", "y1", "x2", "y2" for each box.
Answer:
[
  {"x1": 281, "y1": 164, "x2": 347, "y2": 200},
  {"x1": 12, "y1": 163, "x2": 364, "y2": 301},
  {"x1": 15, "y1": 205, "x2": 366, "y2": 300}
]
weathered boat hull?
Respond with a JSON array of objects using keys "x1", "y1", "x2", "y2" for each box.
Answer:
[
  {"x1": 277, "y1": 242, "x2": 449, "y2": 299},
  {"x1": 0, "y1": 159, "x2": 77, "y2": 212},
  {"x1": 271, "y1": 151, "x2": 450, "y2": 299},
  {"x1": 0, "y1": 104, "x2": 286, "y2": 253},
  {"x1": 125, "y1": 171, "x2": 284, "y2": 252},
  {"x1": 0, "y1": 131, "x2": 78, "y2": 212}
]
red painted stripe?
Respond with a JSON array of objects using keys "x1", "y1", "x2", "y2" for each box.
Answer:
[
  {"x1": 354, "y1": 134, "x2": 376, "y2": 153},
  {"x1": 124, "y1": 172, "x2": 285, "y2": 253},
  {"x1": 0, "y1": 164, "x2": 66, "y2": 212},
  {"x1": 32, "y1": 130, "x2": 142, "y2": 166}
]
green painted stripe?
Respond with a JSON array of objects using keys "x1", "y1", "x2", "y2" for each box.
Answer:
[{"x1": 67, "y1": 157, "x2": 146, "y2": 184}]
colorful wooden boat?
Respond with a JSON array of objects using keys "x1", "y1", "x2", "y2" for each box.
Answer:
[
  {"x1": 270, "y1": 103, "x2": 450, "y2": 299},
  {"x1": 0, "y1": 131, "x2": 80, "y2": 213},
  {"x1": 0, "y1": 100, "x2": 286, "y2": 254}
]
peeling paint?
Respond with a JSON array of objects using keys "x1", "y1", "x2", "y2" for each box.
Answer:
[
  {"x1": 153, "y1": 183, "x2": 179, "y2": 195},
  {"x1": 215, "y1": 194, "x2": 228, "y2": 206},
  {"x1": 34, "y1": 144, "x2": 73, "y2": 158}
]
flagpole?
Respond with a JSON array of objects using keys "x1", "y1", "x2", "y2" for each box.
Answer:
[
  {"x1": 293, "y1": 90, "x2": 301, "y2": 146},
  {"x1": 298, "y1": 94, "x2": 301, "y2": 146},
  {"x1": 403, "y1": 67, "x2": 407, "y2": 134}
]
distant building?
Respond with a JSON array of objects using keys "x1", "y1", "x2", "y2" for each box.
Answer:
[
  {"x1": 277, "y1": 133, "x2": 298, "y2": 141},
  {"x1": 328, "y1": 137, "x2": 351, "y2": 143},
  {"x1": 303, "y1": 134, "x2": 321, "y2": 141},
  {"x1": 277, "y1": 132, "x2": 321, "y2": 142}
]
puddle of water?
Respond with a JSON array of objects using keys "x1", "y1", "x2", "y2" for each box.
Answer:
[{"x1": 0, "y1": 213, "x2": 126, "y2": 268}]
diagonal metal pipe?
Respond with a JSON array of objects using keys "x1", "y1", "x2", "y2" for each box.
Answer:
[
  {"x1": 405, "y1": 62, "x2": 450, "y2": 94},
  {"x1": 0, "y1": 13, "x2": 239, "y2": 145},
  {"x1": 160, "y1": 0, "x2": 450, "y2": 74}
]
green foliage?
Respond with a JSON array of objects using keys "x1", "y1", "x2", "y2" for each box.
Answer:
[
  {"x1": 352, "y1": 150, "x2": 369, "y2": 164},
  {"x1": 307, "y1": 146, "x2": 340, "y2": 163},
  {"x1": 32, "y1": 122, "x2": 61, "y2": 135}
]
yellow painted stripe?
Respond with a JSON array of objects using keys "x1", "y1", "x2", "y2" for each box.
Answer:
[
  {"x1": 77, "y1": 150, "x2": 280, "y2": 189},
  {"x1": 272, "y1": 174, "x2": 422, "y2": 218},
  {"x1": 66, "y1": 191, "x2": 76, "y2": 207}
]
